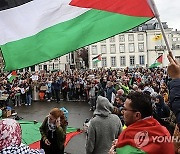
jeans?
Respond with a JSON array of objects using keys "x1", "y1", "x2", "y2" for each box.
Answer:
[{"x1": 26, "y1": 94, "x2": 32, "y2": 105}]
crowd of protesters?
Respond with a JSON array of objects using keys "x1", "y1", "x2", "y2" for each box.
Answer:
[
  {"x1": 0, "y1": 66, "x2": 176, "y2": 132},
  {"x1": 0, "y1": 67, "x2": 173, "y2": 109},
  {"x1": 0, "y1": 59, "x2": 180, "y2": 153}
]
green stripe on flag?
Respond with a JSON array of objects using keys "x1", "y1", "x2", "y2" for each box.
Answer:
[
  {"x1": 116, "y1": 145, "x2": 147, "y2": 154},
  {"x1": 93, "y1": 59, "x2": 101, "y2": 63},
  {"x1": 1, "y1": 10, "x2": 151, "y2": 71},
  {"x1": 19, "y1": 120, "x2": 80, "y2": 145},
  {"x1": 149, "y1": 62, "x2": 161, "y2": 68}
]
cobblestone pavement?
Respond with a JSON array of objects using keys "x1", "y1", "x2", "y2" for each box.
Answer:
[{"x1": 15, "y1": 100, "x2": 93, "y2": 154}]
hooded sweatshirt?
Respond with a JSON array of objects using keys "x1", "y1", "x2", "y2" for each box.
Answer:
[{"x1": 86, "y1": 96, "x2": 122, "y2": 154}]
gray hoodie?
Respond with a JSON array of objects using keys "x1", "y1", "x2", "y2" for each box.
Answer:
[{"x1": 86, "y1": 96, "x2": 122, "y2": 154}]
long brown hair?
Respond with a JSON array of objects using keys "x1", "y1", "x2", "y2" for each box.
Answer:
[{"x1": 50, "y1": 108, "x2": 67, "y2": 128}]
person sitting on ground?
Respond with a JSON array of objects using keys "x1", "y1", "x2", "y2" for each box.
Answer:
[
  {"x1": 109, "y1": 92, "x2": 174, "y2": 154},
  {"x1": 86, "y1": 96, "x2": 122, "y2": 154},
  {"x1": 0, "y1": 118, "x2": 43, "y2": 153}
]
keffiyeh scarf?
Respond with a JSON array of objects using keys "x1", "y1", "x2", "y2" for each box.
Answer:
[{"x1": 0, "y1": 118, "x2": 21, "y2": 150}]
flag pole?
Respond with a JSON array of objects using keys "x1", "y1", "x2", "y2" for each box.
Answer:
[{"x1": 149, "y1": 0, "x2": 173, "y2": 58}]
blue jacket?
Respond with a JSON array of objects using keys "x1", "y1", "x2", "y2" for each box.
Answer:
[
  {"x1": 168, "y1": 78, "x2": 180, "y2": 124},
  {"x1": 106, "y1": 86, "x2": 116, "y2": 103}
]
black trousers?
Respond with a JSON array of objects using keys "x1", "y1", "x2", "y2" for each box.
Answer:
[{"x1": 40, "y1": 131, "x2": 64, "y2": 154}]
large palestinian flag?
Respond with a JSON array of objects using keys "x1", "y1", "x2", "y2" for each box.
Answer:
[
  {"x1": 0, "y1": 0, "x2": 155, "y2": 71},
  {"x1": 19, "y1": 120, "x2": 82, "y2": 149},
  {"x1": 149, "y1": 54, "x2": 163, "y2": 68}
]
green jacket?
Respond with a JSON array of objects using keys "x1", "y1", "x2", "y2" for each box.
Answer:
[{"x1": 39, "y1": 116, "x2": 66, "y2": 149}]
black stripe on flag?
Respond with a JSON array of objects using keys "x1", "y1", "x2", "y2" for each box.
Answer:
[
  {"x1": 0, "y1": 0, "x2": 33, "y2": 11},
  {"x1": 92, "y1": 54, "x2": 101, "y2": 60}
]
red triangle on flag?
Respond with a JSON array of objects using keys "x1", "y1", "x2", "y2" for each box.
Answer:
[
  {"x1": 97, "y1": 55, "x2": 102, "y2": 61},
  {"x1": 157, "y1": 55, "x2": 163, "y2": 63},
  {"x1": 11, "y1": 71, "x2": 17, "y2": 76}
]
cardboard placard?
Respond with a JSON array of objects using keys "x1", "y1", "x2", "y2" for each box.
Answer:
[{"x1": 117, "y1": 71, "x2": 125, "y2": 77}]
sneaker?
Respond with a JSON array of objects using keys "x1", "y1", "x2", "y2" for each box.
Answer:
[{"x1": 47, "y1": 99, "x2": 51, "y2": 102}]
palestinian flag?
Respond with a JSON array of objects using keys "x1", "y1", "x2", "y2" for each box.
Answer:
[
  {"x1": 7, "y1": 71, "x2": 17, "y2": 83},
  {"x1": 92, "y1": 54, "x2": 102, "y2": 63},
  {"x1": 0, "y1": 0, "x2": 155, "y2": 71},
  {"x1": 19, "y1": 120, "x2": 82, "y2": 149},
  {"x1": 116, "y1": 145, "x2": 146, "y2": 154},
  {"x1": 116, "y1": 117, "x2": 174, "y2": 154},
  {"x1": 149, "y1": 55, "x2": 163, "y2": 68}
]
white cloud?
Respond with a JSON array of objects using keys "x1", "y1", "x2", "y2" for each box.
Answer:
[{"x1": 154, "y1": 0, "x2": 180, "y2": 30}]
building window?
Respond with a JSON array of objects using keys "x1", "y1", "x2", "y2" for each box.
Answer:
[
  {"x1": 138, "y1": 27, "x2": 143, "y2": 31},
  {"x1": 102, "y1": 57, "x2": 107, "y2": 67},
  {"x1": 54, "y1": 58, "x2": 59, "y2": 62},
  {"x1": 175, "y1": 56, "x2": 180, "y2": 63},
  {"x1": 110, "y1": 44, "x2": 116, "y2": 53},
  {"x1": 92, "y1": 45, "x2": 97, "y2": 55},
  {"x1": 93, "y1": 62, "x2": 97, "y2": 68},
  {"x1": 39, "y1": 65, "x2": 42, "y2": 70},
  {"x1": 129, "y1": 56, "x2": 135, "y2": 66},
  {"x1": 176, "y1": 45, "x2": 180, "y2": 49},
  {"x1": 54, "y1": 64, "x2": 59, "y2": 69},
  {"x1": 111, "y1": 57, "x2": 116, "y2": 67},
  {"x1": 101, "y1": 40, "x2": 106, "y2": 43},
  {"x1": 129, "y1": 43, "x2": 135, "y2": 52},
  {"x1": 158, "y1": 53, "x2": 163, "y2": 57},
  {"x1": 119, "y1": 44, "x2": 125, "y2": 53},
  {"x1": 155, "y1": 23, "x2": 160, "y2": 29},
  {"x1": 155, "y1": 45, "x2": 166, "y2": 51},
  {"x1": 66, "y1": 55, "x2": 69, "y2": 62},
  {"x1": 119, "y1": 35, "x2": 125, "y2": 42},
  {"x1": 172, "y1": 38, "x2": 177, "y2": 42},
  {"x1": 139, "y1": 55, "x2": 145, "y2": 65},
  {"x1": 128, "y1": 34, "x2": 134, "y2": 41},
  {"x1": 109, "y1": 36, "x2": 115, "y2": 42},
  {"x1": 138, "y1": 43, "x2": 144, "y2": 52},
  {"x1": 49, "y1": 64, "x2": 53, "y2": 70},
  {"x1": 138, "y1": 34, "x2": 144, "y2": 41},
  {"x1": 101, "y1": 45, "x2": 107, "y2": 54},
  {"x1": 120, "y1": 56, "x2": 126, "y2": 66}
]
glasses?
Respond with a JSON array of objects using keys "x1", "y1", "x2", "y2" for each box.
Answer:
[{"x1": 121, "y1": 107, "x2": 137, "y2": 112}]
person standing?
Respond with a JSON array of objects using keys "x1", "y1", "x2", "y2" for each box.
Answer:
[
  {"x1": 52, "y1": 78, "x2": 61, "y2": 103},
  {"x1": 106, "y1": 81, "x2": 116, "y2": 103},
  {"x1": 40, "y1": 108, "x2": 67, "y2": 154},
  {"x1": 167, "y1": 54, "x2": 180, "y2": 153},
  {"x1": 109, "y1": 92, "x2": 174, "y2": 154},
  {"x1": 86, "y1": 96, "x2": 122, "y2": 154},
  {"x1": 26, "y1": 82, "x2": 33, "y2": 106}
]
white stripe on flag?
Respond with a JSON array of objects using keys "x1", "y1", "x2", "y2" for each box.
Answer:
[{"x1": 0, "y1": 0, "x2": 89, "y2": 45}]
